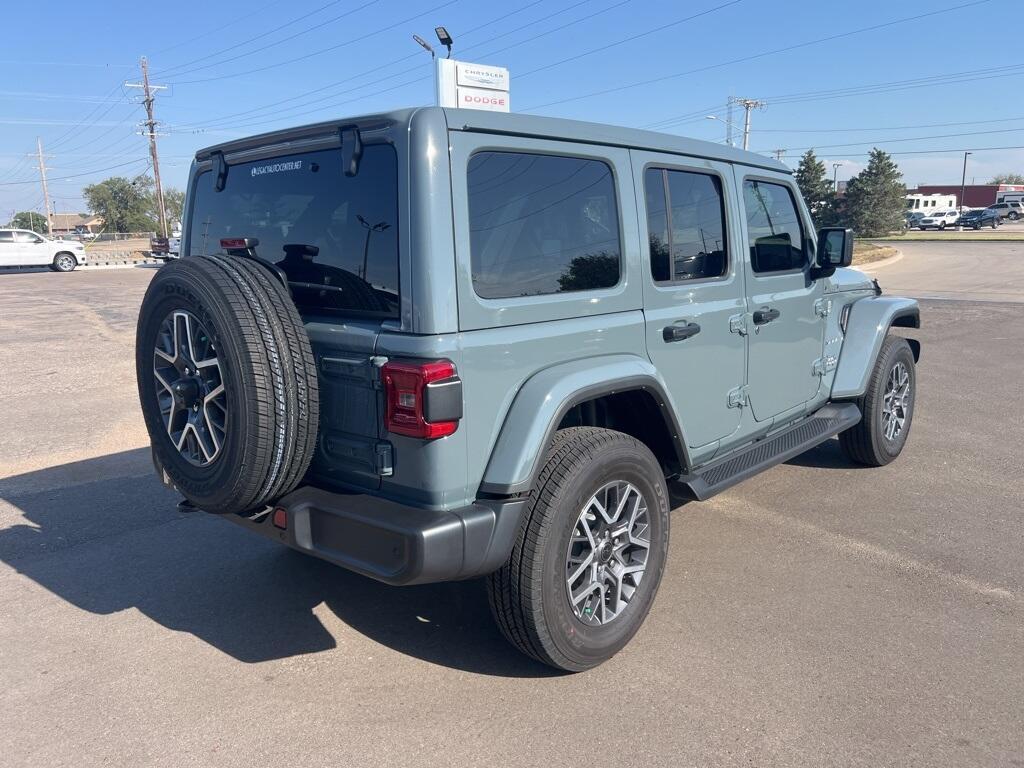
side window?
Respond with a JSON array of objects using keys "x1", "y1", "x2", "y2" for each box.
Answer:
[
  {"x1": 14, "y1": 231, "x2": 42, "y2": 244},
  {"x1": 0, "y1": 231, "x2": 13, "y2": 243},
  {"x1": 742, "y1": 180, "x2": 806, "y2": 274},
  {"x1": 644, "y1": 167, "x2": 727, "y2": 283},
  {"x1": 467, "y1": 151, "x2": 621, "y2": 299}
]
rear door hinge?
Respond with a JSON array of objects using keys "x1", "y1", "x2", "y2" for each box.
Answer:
[
  {"x1": 729, "y1": 313, "x2": 748, "y2": 336},
  {"x1": 812, "y1": 356, "x2": 838, "y2": 376},
  {"x1": 727, "y1": 385, "x2": 749, "y2": 408},
  {"x1": 814, "y1": 298, "x2": 832, "y2": 318}
]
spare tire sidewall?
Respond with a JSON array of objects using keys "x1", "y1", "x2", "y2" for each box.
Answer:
[{"x1": 137, "y1": 266, "x2": 254, "y2": 507}]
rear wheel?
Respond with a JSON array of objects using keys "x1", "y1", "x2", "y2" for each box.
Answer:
[
  {"x1": 52, "y1": 253, "x2": 76, "y2": 272},
  {"x1": 839, "y1": 336, "x2": 916, "y2": 467},
  {"x1": 135, "y1": 256, "x2": 319, "y2": 514},
  {"x1": 487, "y1": 427, "x2": 671, "y2": 671}
]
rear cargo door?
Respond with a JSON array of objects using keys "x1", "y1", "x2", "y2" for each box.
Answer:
[{"x1": 184, "y1": 137, "x2": 402, "y2": 490}]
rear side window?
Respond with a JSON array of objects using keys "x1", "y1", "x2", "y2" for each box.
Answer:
[
  {"x1": 467, "y1": 151, "x2": 621, "y2": 299},
  {"x1": 188, "y1": 144, "x2": 399, "y2": 318},
  {"x1": 0, "y1": 231, "x2": 13, "y2": 243},
  {"x1": 644, "y1": 168, "x2": 727, "y2": 283},
  {"x1": 742, "y1": 180, "x2": 806, "y2": 274}
]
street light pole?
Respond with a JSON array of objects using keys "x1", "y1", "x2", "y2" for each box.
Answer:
[{"x1": 958, "y1": 151, "x2": 972, "y2": 231}]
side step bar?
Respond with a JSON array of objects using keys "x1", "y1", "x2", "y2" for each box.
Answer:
[{"x1": 673, "y1": 403, "x2": 862, "y2": 501}]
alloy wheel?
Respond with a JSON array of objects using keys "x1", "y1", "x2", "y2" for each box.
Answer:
[
  {"x1": 881, "y1": 360, "x2": 911, "y2": 442},
  {"x1": 565, "y1": 480, "x2": 651, "y2": 626},
  {"x1": 153, "y1": 310, "x2": 227, "y2": 466}
]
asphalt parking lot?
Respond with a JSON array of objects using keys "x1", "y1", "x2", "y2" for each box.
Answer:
[{"x1": 1, "y1": 247, "x2": 1022, "y2": 767}]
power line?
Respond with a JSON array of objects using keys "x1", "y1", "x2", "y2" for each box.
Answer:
[
  {"x1": 641, "y1": 63, "x2": 1024, "y2": 132},
  {"x1": 776, "y1": 144, "x2": 1024, "y2": 160},
  {"x1": 153, "y1": 0, "x2": 365, "y2": 78},
  {"x1": 152, "y1": 0, "x2": 284, "y2": 56},
  {"x1": 522, "y1": 0, "x2": 995, "y2": 111},
  {"x1": 166, "y1": 0, "x2": 550, "y2": 131},
  {"x1": 518, "y1": 0, "x2": 742, "y2": 78},
  {"x1": 759, "y1": 126, "x2": 1024, "y2": 154},
  {"x1": 167, "y1": 0, "x2": 460, "y2": 85},
  {"x1": 173, "y1": 0, "x2": 610, "y2": 132},
  {"x1": 749, "y1": 116, "x2": 1024, "y2": 133}
]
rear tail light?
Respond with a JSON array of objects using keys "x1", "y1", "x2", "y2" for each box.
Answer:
[{"x1": 382, "y1": 360, "x2": 461, "y2": 439}]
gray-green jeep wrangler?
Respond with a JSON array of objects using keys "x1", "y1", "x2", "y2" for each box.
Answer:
[{"x1": 136, "y1": 108, "x2": 920, "y2": 671}]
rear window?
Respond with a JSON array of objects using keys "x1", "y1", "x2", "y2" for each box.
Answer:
[
  {"x1": 188, "y1": 144, "x2": 399, "y2": 318},
  {"x1": 467, "y1": 151, "x2": 621, "y2": 299}
]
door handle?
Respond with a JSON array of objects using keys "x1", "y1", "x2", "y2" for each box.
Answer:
[
  {"x1": 752, "y1": 307, "x2": 781, "y2": 325},
  {"x1": 662, "y1": 322, "x2": 701, "y2": 343}
]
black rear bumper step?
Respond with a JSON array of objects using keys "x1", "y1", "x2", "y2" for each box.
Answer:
[{"x1": 673, "y1": 402, "x2": 861, "y2": 501}]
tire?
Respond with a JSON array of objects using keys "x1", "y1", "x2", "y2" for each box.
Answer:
[
  {"x1": 135, "y1": 255, "x2": 319, "y2": 514},
  {"x1": 839, "y1": 336, "x2": 916, "y2": 467},
  {"x1": 938, "y1": 222, "x2": 946, "y2": 230},
  {"x1": 52, "y1": 252, "x2": 77, "y2": 272},
  {"x1": 973, "y1": 224, "x2": 980, "y2": 231},
  {"x1": 1010, "y1": 212, "x2": 1020, "y2": 221},
  {"x1": 487, "y1": 427, "x2": 671, "y2": 672}
]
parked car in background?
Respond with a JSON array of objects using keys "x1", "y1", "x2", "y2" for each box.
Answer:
[
  {"x1": 905, "y1": 211, "x2": 925, "y2": 229},
  {"x1": 988, "y1": 201, "x2": 1022, "y2": 221},
  {"x1": 917, "y1": 210, "x2": 960, "y2": 230},
  {"x1": 0, "y1": 228, "x2": 86, "y2": 271},
  {"x1": 960, "y1": 208, "x2": 1000, "y2": 230}
]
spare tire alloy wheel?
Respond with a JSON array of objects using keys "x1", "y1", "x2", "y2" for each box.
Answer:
[
  {"x1": 136, "y1": 256, "x2": 319, "y2": 515},
  {"x1": 566, "y1": 480, "x2": 651, "y2": 626},
  {"x1": 153, "y1": 310, "x2": 227, "y2": 466}
]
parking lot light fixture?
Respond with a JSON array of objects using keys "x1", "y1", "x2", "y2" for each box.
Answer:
[
  {"x1": 413, "y1": 34, "x2": 435, "y2": 59},
  {"x1": 435, "y1": 26, "x2": 453, "y2": 58}
]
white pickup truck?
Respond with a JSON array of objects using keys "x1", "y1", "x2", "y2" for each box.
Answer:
[{"x1": 0, "y1": 228, "x2": 87, "y2": 271}]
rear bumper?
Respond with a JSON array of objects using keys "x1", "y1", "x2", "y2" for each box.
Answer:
[{"x1": 221, "y1": 485, "x2": 526, "y2": 586}]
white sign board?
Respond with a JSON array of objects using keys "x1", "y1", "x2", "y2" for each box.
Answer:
[{"x1": 437, "y1": 59, "x2": 510, "y2": 112}]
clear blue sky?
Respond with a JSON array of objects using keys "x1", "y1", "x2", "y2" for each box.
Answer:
[{"x1": 1, "y1": 0, "x2": 1020, "y2": 218}]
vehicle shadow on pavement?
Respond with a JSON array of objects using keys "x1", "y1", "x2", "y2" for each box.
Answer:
[
  {"x1": 0, "y1": 449, "x2": 557, "y2": 678},
  {"x1": 785, "y1": 437, "x2": 870, "y2": 470}
]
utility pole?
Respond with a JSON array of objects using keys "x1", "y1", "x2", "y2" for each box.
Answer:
[
  {"x1": 958, "y1": 151, "x2": 971, "y2": 231},
  {"x1": 773, "y1": 149, "x2": 785, "y2": 161},
  {"x1": 35, "y1": 137, "x2": 53, "y2": 235},
  {"x1": 126, "y1": 57, "x2": 169, "y2": 238},
  {"x1": 730, "y1": 97, "x2": 766, "y2": 151}
]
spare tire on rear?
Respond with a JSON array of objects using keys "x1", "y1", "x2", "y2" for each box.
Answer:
[{"x1": 136, "y1": 255, "x2": 319, "y2": 514}]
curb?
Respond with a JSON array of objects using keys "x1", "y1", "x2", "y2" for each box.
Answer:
[{"x1": 852, "y1": 247, "x2": 903, "y2": 273}]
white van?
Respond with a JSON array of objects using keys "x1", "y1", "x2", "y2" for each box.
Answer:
[{"x1": 0, "y1": 229, "x2": 87, "y2": 271}]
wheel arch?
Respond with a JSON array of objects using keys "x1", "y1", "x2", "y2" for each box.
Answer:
[
  {"x1": 54, "y1": 250, "x2": 79, "y2": 264},
  {"x1": 478, "y1": 354, "x2": 690, "y2": 497},
  {"x1": 832, "y1": 297, "x2": 920, "y2": 399}
]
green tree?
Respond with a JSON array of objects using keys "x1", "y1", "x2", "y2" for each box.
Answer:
[
  {"x1": 8, "y1": 211, "x2": 50, "y2": 234},
  {"x1": 557, "y1": 252, "x2": 619, "y2": 292},
  {"x1": 163, "y1": 187, "x2": 185, "y2": 229},
  {"x1": 794, "y1": 149, "x2": 836, "y2": 227},
  {"x1": 988, "y1": 173, "x2": 1024, "y2": 185},
  {"x1": 83, "y1": 175, "x2": 157, "y2": 233},
  {"x1": 843, "y1": 149, "x2": 906, "y2": 237}
]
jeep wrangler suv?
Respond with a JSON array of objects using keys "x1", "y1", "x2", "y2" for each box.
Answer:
[{"x1": 136, "y1": 108, "x2": 920, "y2": 672}]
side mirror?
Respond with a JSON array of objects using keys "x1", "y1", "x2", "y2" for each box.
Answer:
[{"x1": 813, "y1": 227, "x2": 854, "y2": 277}]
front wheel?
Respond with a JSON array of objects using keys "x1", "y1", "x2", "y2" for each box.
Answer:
[
  {"x1": 839, "y1": 336, "x2": 916, "y2": 466},
  {"x1": 938, "y1": 222, "x2": 947, "y2": 230},
  {"x1": 487, "y1": 427, "x2": 670, "y2": 672},
  {"x1": 52, "y1": 253, "x2": 77, "y2": 272}
]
